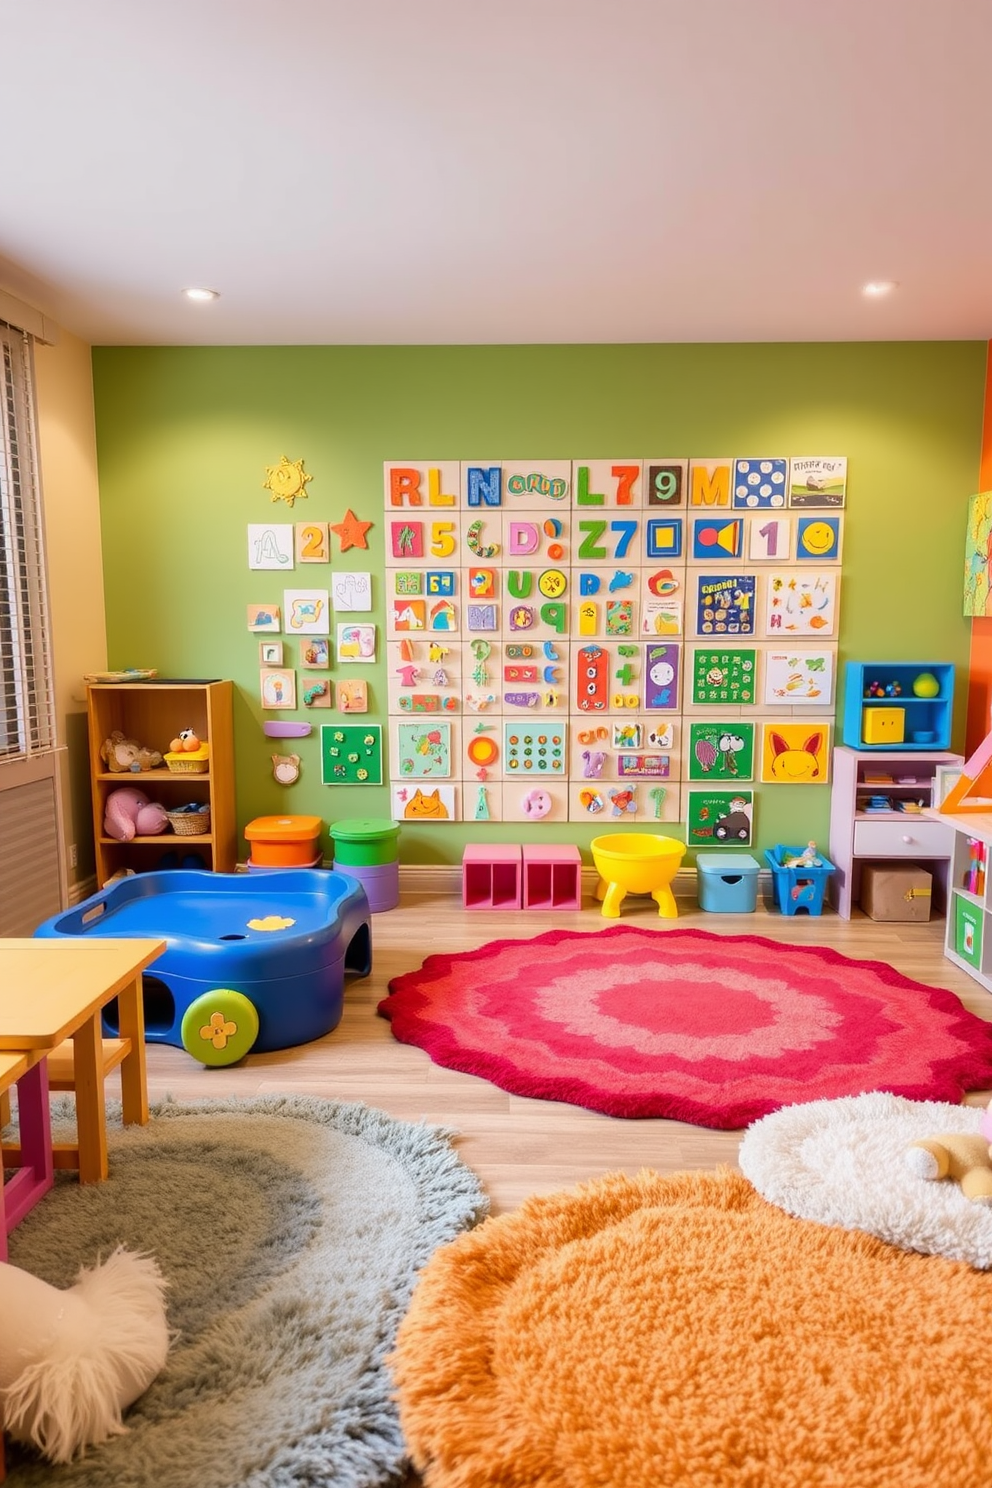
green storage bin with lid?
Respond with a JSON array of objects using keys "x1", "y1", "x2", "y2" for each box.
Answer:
[{"x1": 329, "y1": 817, "x2": 400, "y2": 867}]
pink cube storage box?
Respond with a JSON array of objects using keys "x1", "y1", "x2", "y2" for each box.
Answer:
[
  {"x1": 462, "y1": 845, "x2": 522, "y2": 910},
  {"x1": 522, "y1": 844, "x2": 582, "y2": 910}
]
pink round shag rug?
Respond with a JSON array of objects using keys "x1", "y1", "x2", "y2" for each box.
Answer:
[{"x1": 379, "y1": 926, "x2": 992, "y2": 1127}]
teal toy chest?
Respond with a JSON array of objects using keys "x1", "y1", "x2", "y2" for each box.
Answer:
[{"x1": 696, "y1": 852, "x2": 760, "y2": 913}]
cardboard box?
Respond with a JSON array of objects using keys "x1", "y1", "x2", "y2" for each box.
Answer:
[{"x1": 859, "y1": 863, "x2": 932, "y2": 922}]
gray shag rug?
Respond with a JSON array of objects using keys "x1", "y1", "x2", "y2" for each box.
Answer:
[{"x1": 5, "y1": 1094, "x2": 488, "y2": 1487}]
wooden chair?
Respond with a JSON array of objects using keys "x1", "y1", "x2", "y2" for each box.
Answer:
[{"x1": 44, "y1": 1038, "x2": 131, "y2": 1104}]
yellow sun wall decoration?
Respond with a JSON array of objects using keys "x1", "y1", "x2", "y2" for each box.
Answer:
[{"x1": 263, "y1": 455, "x2": 312, "y2": 508}]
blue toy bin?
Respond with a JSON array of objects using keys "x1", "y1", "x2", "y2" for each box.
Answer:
[
  {"x1": 695, "y1": 852, "x2": 761, "y2": 913},
  {"x1": 765, "y1": 845, "x2": 836, "y2": 916}
]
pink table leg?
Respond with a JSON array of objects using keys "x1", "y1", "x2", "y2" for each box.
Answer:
[{"x1": 0, "y1": 1059, "x2": 54, "y2": 1260}]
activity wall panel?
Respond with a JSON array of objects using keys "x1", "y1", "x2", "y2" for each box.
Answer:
[{"x1": 384, "y1": 457, "x2": 842, "y2": 829}]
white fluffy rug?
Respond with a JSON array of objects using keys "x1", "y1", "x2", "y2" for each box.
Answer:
[{"x1": 738, "y1": 1090, "x2": 992, "y2": 1269}]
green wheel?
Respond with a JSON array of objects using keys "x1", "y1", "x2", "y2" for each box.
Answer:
[{"x1": 181, "y1": 989, "x2": 260, "y2": 1067}]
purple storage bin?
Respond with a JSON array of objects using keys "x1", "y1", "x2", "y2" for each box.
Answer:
[
  {"x1": 332, "y1": 858, "x2": 399, "y2": 913},
  {"x1": 246, "y1": 852, "x2": 323, "y2": 873}
]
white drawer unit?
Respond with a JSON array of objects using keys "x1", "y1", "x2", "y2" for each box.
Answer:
[
  {"x1": 852, "y1": 820, "x2": 956, "y2": 858},
  {"x1": 829, "y1": 746, "x2": 964, "y2": 919}
]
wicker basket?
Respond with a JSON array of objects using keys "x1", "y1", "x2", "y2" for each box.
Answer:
[
  {"x1": 167, "y1": 808, "x2": 211, "y2": 837},
  {"x1": 164, "y1": 746, "x2": 210, "y2": 774}
]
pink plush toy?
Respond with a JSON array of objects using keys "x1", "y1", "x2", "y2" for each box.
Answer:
[{"x1": 103, "y1": 787, "x2": 168, "y2": 842}]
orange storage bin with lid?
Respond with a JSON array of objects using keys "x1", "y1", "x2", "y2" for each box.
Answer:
[{"x1": 244, "y1": 814, "x2": 324, "y2": 867}]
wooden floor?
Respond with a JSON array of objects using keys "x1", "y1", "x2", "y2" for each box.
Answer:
[{"x1": 132, "y1": 892, "x2": 992, "y2": 1217}]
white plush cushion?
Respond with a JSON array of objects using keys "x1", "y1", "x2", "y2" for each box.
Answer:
[
  {"x1": 739, "y1": 1090, "x2": 992, "y2": 1270},
  {"x1": 0, "y1": 1246, "x2": 170, "y2": 1463}
]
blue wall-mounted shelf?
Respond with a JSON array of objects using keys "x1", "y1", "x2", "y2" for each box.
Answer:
[{"x1": 841, "y1": 662, "x2": 954, "y2": 751}]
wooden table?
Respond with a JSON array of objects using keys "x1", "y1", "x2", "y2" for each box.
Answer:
[{"x1": 0, "y1": 938, "x2": 164, "y2": 1183}]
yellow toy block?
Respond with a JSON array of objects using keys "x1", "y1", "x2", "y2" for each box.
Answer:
[{"x1": 862, "y1": 707, "x2": 905, "y2": 745}]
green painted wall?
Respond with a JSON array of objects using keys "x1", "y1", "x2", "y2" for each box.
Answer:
[{"x1": 91, "y1": 342, "x2": 985, "y2": 866}]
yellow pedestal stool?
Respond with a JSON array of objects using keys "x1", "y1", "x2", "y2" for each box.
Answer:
[{"x1": 591, "y1": 834, "x2": 687, "y2": 918}]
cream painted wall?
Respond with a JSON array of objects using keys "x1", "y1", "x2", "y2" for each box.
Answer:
[{"x1": 33, "y1": 328, "x2": 106, "y2": 889}]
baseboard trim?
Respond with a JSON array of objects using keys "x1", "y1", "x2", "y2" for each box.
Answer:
[
  {"x1": 398, "y1": 863, "x2": 774, "y2": 901},
  {"x1": 229, "y1": 859, "x2": 776, "y2": 904},
  {"x1": 68, "y1": 873, "x2": 98, "y2": 906}
]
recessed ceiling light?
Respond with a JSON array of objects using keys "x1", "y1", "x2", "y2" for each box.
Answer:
[
  {"x1": 862, "y1": 281, "x2": 898, "y2": 298},
  {"x1": 182, "y1": 287, "x2": 220, "y2": 302}
]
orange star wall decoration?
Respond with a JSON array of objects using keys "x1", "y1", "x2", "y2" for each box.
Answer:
[{"x1": 331, "y1": 509, "x2": 373, "y2": 552}]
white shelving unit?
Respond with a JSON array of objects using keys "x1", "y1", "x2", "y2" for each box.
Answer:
[
  {"x1": 923, "y1": 808, "x2": 992, "y2": 992},
  {"x1": 828, "y1": 746, "x2": 963, "y2": 919}
]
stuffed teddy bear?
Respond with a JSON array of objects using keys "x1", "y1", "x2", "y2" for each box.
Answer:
[
  {"x1": 104, "y1": 786, "x2": 169, "y2": 841},
  {"x1": 100, "y1": 730, "x2": 164, "y2": 773},
  {"x1": 906, "y1": 1109, "x2": 992, "y2": 1204}
]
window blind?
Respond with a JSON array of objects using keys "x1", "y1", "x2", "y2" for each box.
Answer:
[{"x1": 0, "y1": 318, "x2": 55, "y2": 759}]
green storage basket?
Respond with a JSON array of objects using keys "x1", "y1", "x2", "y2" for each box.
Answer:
[{"x1": 329, "y1": 817, "x2": 400, "y2": 867}]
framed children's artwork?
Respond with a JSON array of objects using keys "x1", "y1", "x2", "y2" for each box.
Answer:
[
  {"x1": 392, "y1": 783, "x2": 458, "y2": 821},
  {"x1": 934, "y1": 763, "x2": 964, "y2": 809},
  {"x1": 320, "y1": 725, "x2": 383, "y2": 785},
  {"x1": 428, "y1": 597, "x2": 458, "y2": 632},
  {"x1": 695, "y1": 574, "x2": 756, "y2": 635},
  {"x1": 644, "y1": 643, "x2": 681, "y2": 710},
  {"x1": 759, "y1": 723, "x2": 831, "y2": 784},
  {"x1": 686, "y1": 788, "x2": 754, "y2": 847},
  {"x1": 788, "y1": 458, "x2": 847, "y2": 508},
  {"x1": 300, "y1": 637, "x2": 330, "y2": 669},
  {"x1": 336, "y1": 679, "x2": 369, "y2": 713},
  {"x1": 337, "y1": 623, "x2": 377, "y2": 662},
  {"x1": 248, "y1": 524, "x2": 294, "y2": 570},
  {"x1": 260, "y1": 668, "x2": 296, "y2": 710},
  {"x1": 763, "y1": 572, "x2": 838, "y2": 637},
  {"x1": 258, "y1": 640, "x2": 284, "y2": 665},
  {"x1": 963, "y1": 492, "x2": 992, "y2": 617},
  {"x1": 247, "y1": 604, "x2": 281, "y2": 633},
  {"x1": 690, "y1": 647, "x2": 757, "y2": 706},
  {"x1": 395, "y1": 721, "x2": 452, "y2": 778},
  {"x1": 284, "y1": 589, "x2": 330, "y2": 634},
  {"x1": 687, "y1": 721, "x2": 755, "y2": 782},
  {"x1": 332, "y1": 572, "x2": 373, "y2": 612},
  {"x1": 640, "y1": 596, "x2": 682, "y2": 636},
  {"x1": 761, "y1": 648, "x2": 835, "y2": 706},
  {"x1": 392, "y1": 598, "x2": 427, "y2": 631}
]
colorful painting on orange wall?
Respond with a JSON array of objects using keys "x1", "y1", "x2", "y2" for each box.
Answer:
[{"x1": 964, "y1": 492, "x2": 992, "y2": 616}]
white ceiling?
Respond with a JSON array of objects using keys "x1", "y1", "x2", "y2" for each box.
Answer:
[{"x1": 2, "y1": 0, "x2": 991, "y2": 347}]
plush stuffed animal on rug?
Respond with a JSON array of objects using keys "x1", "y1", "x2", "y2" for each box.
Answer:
[
  {"x1": 0, "y1": 1247, "x2": 170, "y2": 1463},
  {"x1": 906, "y1": 1106, "x2": 992, "y2": 1204},
  {"x1": 103, "y1": 786, "x2": 169, "y2": 842}
]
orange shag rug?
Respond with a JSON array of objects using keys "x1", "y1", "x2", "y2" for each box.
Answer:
[{"x1": 392, "y1": 1169, "x2": 991, "y2": 1488}]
